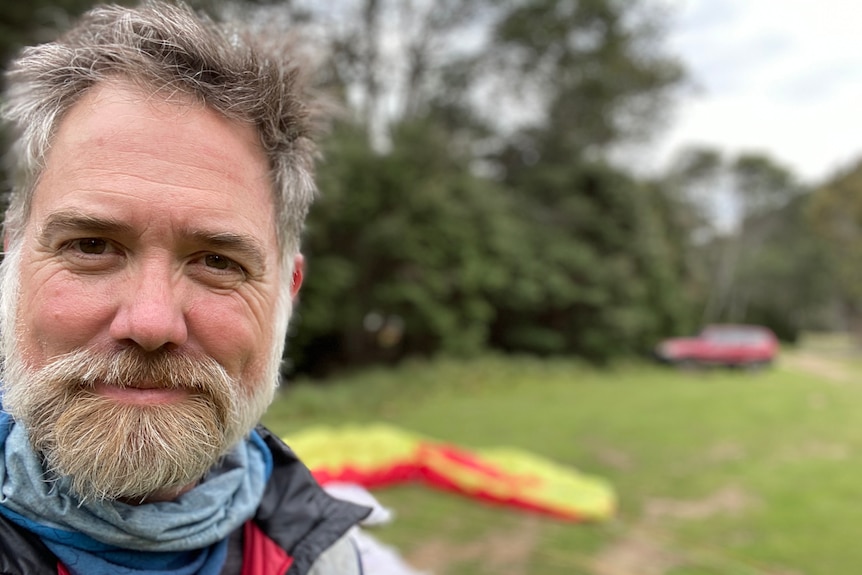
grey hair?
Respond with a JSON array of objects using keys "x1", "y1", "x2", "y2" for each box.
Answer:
[{"x1": 1, "y1": 0, "x2": 317, "y2": 259}]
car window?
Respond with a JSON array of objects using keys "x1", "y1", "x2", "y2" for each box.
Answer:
[{"x1": 701, "y1": 328, "x2": 768, "y2": 344}]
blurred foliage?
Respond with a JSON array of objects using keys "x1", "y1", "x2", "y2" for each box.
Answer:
[
  {"x1": 664, "y1": 149, "x2": 833, "y2": 343},
  {"x1": 484, "y1": 162, "x2": 695, "y2": 360},
  {"x1": 284, "y1": 0, "x2": 696, "y2": 373},
  {"x1": 730, "y1": 193, "x2": 834, "y2": 343},
  {"x1": 292, "y1": 120, "x2": 523, "y2": 373},
  {"x1": 488, "y1": 0, "x2": 684, "y2": 154},
  {"x1": 0, "y1": 0, "x2": 97, "y2": 67},
  {"x1": 0, "y1": 0, "x2": 855, "y2": 376},
  {"x1": 808, "y1": 160, "x2": 862, "y2": 336}
]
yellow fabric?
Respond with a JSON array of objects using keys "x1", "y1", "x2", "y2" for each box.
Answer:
[
  {"x1": 479, "y1": 448, "x2": 615, "y2": 520},
  {"x1": 285, "y1": 424, "x2": 615, "y2": 522},
  {"x1": 286, "y1": 424, "x2": 420, "y2": 474}
]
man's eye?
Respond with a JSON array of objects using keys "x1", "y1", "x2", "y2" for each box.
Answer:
[
  {"x1": 205, "y1": 254, "x2": 235, "y2": 271},
  {"x1": 192, "y1": 253, "x2": 249, "y2": 285},
  {"x1": 73, "y1": 238, "x2": 109, "y2": 254}
]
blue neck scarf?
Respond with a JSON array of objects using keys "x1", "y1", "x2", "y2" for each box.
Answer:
[{"x1": 0, "y1": 410, "x2": 272, "y2": 575}]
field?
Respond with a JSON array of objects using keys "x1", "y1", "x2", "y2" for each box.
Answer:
[{"x1": 262, "y1": 337, "x2": 862, "y2": 575}]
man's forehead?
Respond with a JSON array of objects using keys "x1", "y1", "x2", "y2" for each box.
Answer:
[{"x1": 45, "y1": 79, "x2": 266, "y2": 184}]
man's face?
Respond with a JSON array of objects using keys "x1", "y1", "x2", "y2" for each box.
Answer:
[{"x1": 2, "y1": 81, "x2": 289, "y2": 501}]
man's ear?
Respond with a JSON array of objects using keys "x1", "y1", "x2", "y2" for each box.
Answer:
[{"x1": 290, "y1": 254, "x2": 304, "y2": 300}]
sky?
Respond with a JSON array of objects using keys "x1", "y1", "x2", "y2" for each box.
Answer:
[{"x1": 648, "y1": 0, "x2": 862, "y2": 185}]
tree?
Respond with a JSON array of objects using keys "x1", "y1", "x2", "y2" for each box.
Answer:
[
  {"x1": 484, "y1": 161, "x2": 696, "y2": 360},
  {"x1": 808, "y1": 160, "x2": 862, "y2": 337},
  {"x1": 291, "y1": 120, "x2": 524, "y2": 374},
  {"x1": 476, "y1": 0, "x2": 691, "y2": 359},
  {"x1": 0, "y1": 0, "x2": 104, "y2": 67},
  {"x1": 663, "y1": 147, "x2": 811, "y2": 332},
  {"x1": 242, "y1": 0, "x2": 496, "y2": 147},
  {"x1": 734, "y1": 193, "x2": 834, "y2": 341},
  {"x1": 485, "y1": 0, "x2": 684, "y2": 163}
]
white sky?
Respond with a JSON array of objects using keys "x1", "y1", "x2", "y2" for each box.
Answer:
[{"x1": 648, "y1": 0, "x2": 862, "y2": 185}]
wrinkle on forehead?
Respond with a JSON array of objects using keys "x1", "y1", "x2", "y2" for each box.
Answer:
[{"x1": 46, "y1": 79, "x2": 270, "y2": 191}]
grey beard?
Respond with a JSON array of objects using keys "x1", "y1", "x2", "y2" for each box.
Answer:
[{"x1": 2, "y1": 347, "x2": 247, "y2": 502}]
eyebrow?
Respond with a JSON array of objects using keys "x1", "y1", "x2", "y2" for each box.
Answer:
[
  {"x1": 39, "y1": 211, "x2": 136, "y2": 241},
  {"x1": 39, "y1": 210, "x2": 269, "y2": 273}
]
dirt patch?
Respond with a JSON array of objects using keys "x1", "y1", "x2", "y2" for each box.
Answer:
[
  {"x1": 404, "y1": 485, "x2": 769, "y2": 575},
  {"x1": 777, "y1": 440, "x2": 851, "y2": 462},
  {"x1": 593, "y1": 445, "x2": 636, "y2": 471},
  {"x1": 705, "y1": 440, "x2": 747, "y2": 464},
  {"x1": 781, "y1": 351, "x2": 854, "y2": 383},
  {"x1": 407, "y1": 516, "x2": 542, "y2": 575},
  {"x1": 590, "y1": 527, "x2": 682, "y2": 575},
  {"x1": 590, "y1": 485, "x2": 760, "y2": 575},
  {"x1": 645, "y1": 485, "x2": 759, "y2": 521}
]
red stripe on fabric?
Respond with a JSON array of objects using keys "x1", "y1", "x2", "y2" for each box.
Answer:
[{"x1": 240, "y1": 520, "x2": 294, "y2": 575}]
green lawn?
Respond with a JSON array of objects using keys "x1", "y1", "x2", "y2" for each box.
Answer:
[{"x1": 262, "y1": 349, "x2": 862, "y2": 574}]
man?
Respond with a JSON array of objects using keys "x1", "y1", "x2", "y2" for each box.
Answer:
[{"x1": 0, "y1": 1, "x2": 369, "y2": 574}]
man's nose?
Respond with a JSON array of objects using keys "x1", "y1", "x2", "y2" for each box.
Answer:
[{"x1": 109, "y1": 264, "x2": 189, "y2": 352}]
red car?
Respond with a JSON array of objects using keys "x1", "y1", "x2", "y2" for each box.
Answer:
[{"x1": 655, "y1": 324, "x2": 779, "y2": 368}]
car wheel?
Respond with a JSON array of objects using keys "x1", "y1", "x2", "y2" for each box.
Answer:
[
  {"x1": 676, "y1": 358, "x2": 698, "y2": 370},
  {"x1": 745, "y1": 360, "x2": 770, "y2": 372}
]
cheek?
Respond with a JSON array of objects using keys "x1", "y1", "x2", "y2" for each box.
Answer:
[
  {"x1": 186, "y1": 293, "x2": 277, "y2": 385},
  {"x1": 17, "y1": 275, "x2": 117, "y2": 362}
]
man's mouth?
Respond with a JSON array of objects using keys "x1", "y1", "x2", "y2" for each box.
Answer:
[{"x1": 92, "y1": 381, "x2": 190, "y2": 405}]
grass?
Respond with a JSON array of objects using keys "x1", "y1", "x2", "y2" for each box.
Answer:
[{"x1": 262, "y1": 346, "x2": 862, "y2": 574}]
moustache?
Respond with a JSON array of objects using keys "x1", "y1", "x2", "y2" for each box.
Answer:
[{"x1": 40, "y1": 346, "x2": 235, "y2": 396}]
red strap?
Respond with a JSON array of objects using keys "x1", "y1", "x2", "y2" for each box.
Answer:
[
  {"x1": 58, "y1": 564, "x2": 70, "y2": 575},
  {"x1": 240, "y1": 520, "x2": 294, "y2": 575}
]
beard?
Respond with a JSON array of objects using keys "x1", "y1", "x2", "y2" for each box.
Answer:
[{"x1": 1, "y1": 345, "x2": 275, "y2": 503}]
